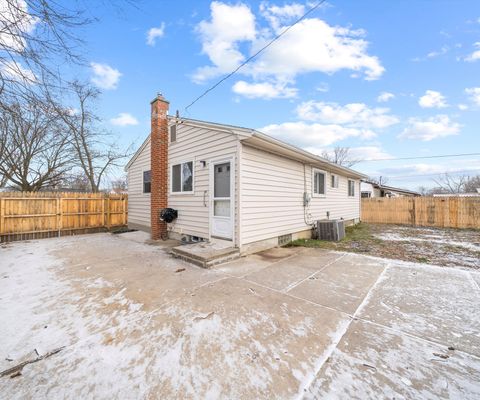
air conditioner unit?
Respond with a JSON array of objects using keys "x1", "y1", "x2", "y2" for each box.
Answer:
[{"x1": 316, "y1": 219, "x2": 345, "y2": 241}]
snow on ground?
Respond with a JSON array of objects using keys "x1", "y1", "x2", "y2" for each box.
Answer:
[{"x1": 1, "y1": 232, "x2": 479, "y2": 399}]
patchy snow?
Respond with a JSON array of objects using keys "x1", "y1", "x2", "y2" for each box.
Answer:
[
  {"x1": 1, "y1": 233, "x2": 480, "y2": 399},
  {"x1": 376, "y1": 232, "x2": 480, "y2": 252}
]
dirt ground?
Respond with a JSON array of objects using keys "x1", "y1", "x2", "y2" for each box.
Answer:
[
  {"x1": 290, "y1": 223, "x2": 480, "y2": 269},
  {"x1": 1, "y1": 232, "x2": 479, "y2": 399}
]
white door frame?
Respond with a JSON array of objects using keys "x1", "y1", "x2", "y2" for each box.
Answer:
[{"x1": 209, "y1": 156, "x2": 235, "y2": 242}]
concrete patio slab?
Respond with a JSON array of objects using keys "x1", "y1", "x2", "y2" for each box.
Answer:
[
  {"x1": 288, "y1": 254, "x2": 386, "y2": 314},
  {"x1": 242, "y1": 250, "x2": 343, "y2": 292},
  {"x1": 470, "y1": 272, "x2": 480, "y2": 289},
  {"x1": 305, "y1": 319, "x2": 480, "y2": 399},
  {"x1": 214, "y1": 254, "x2": 275, "y2": 277},
  {"x1": 358, "y1": 263, "x2": 480, "y2": 357},
  {"x1": 1, "y1": 232, "x2": 479, "y2": 399}
]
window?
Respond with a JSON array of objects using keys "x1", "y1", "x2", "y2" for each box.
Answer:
[
  {"x1": 172, "y1": 161, "x2": 193, "y2": 193},
  {"x1": 170, "y1": 125, "x2": 177, "y2": 142},
  {"x1": 331, "y1": 174, "x2": 339, "y2": 188},
  {"x1": 348, "y1": 180, "x2": 355, "y2": 197},
  {"x1": 361, "y1": 192, "x2": 371, "y2": 198},
  {"x1": 313, "y1": 170, "x2": 326, "y2": 195},
  {"x1": 143, "y1": 170, "x2": 151, "y2": 193}
]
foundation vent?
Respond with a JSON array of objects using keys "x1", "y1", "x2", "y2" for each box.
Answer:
[{"x1": 278, "y1": 234, "x2": 292, "y2": 246}]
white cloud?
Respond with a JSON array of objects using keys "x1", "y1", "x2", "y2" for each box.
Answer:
[
  {"x1": 260, "y1": 2, "x2": 305, "y2": 30},
  {"x1": 377, "y1": 91, "x2": 395, "y2": 103},
  {"x1": 466, "y1": 87, "x2": 480, "y2": 105},
  {"x1": 259, "y1": 121, "x2": 376, "y2": 147},
  {"x1": 90, "y1": 62, "x2": 121, "y2": 90},
  {"x1": 249, "y1": 18, "x2": 384, "y2": 81},
  {"x1": 465, "y1": 42, "x2": 480, "y2": 62},
  {"x1": 316, "y1": 82, "x2": 329, "y2": 92},
  {"x1": 418, "y1": 90, "x2": 448, "y2": 108},
  {"x1": 347, "y1": 146, "x2": 392, "y2": 161},
  {"x1": 398, "y1": 115, "x2": 461, "y2": 141},
  {"x1": 1, "y1": 60, "x2": 36, "y2": 84},
  {"x1": 296, "y1": 101, "x2": 399, "y2": 129},
  {"x1": 0, "y1": 0, "x2": 38, "y2": 52},
  {"x1": 257, "y1": 100, "x2": 397, "y2": 148},
  {"x1": 232, "y1": 80, "x2": 297, "y2": 99},
  {"x1": 192, "y1": 1, "x2": 256, "y2": 83},
  {"x1": 458, "y1": 104, "x2": 468, "y2": 111},
  {"x1": 110, "y1": 113, "x2": 139, "y2": 126},
  {"x1": 305, "y1": 145, "x2": 391, "y2": 161},
  {"x1": 146, "y1": 23, "x2": 165, "y2": 46},
  {"x1": 193, "y1": 2, "x2": 384, "y2": 98},
  {"x1": 426, "y1": 45, "x2": 449, "y2": 58}
]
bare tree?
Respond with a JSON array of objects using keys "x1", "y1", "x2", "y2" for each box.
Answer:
[
  {"x1": 465, "y1": 175, "x2": 480, "y2": 193},
  {"x1": 0, "y1": 100, "x2": 73, "y2": 191},
  {"x1": 432, "y1": 173, "x2": 467, "y2": 194},
  {"x1": 54, "y1": 81, "x2": 130, "y2": 192},
  {"x1": 59, "y1": 172, "x2": 91, "y2": 192},
  {"x1": 0, "y1": 0, "x2": 91, "y2": 103},
  {"x1": 416, "y1": 186, "x2": 428, "y2": 196},
  {"x1": 321, "y1": 147, "x2": 359, "y2": 167},
  {"x1": 369, "y1": 176, "x2": 389, "y2": 186},
  {"x1": 110, "y1": 176, "x2": 128, "y2": 194}
]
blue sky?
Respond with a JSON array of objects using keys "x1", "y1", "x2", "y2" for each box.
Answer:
[{"x1": 74, "y1": 0, "x2": 480, "y2": 189}]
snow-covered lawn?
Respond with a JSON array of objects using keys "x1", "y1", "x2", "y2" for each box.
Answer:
[{"x1": 1, "y1": 232, "x2": 479, "y2": 399}]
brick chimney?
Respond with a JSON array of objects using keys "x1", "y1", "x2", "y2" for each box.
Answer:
[{"x1": 150, "y1": 93, "x2": 169, "y2": 240}]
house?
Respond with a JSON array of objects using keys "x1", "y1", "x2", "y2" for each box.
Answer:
[
  {"x1": 360, "y1": 181, "x2": 420, "y2": 198},
  {"x1": 125, "y1": 94, "x2": 367, "y2": 255}
]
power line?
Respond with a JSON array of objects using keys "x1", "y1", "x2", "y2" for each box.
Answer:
[
  {"x1": 384, "y1": 168, "x2": 480, "y2": 180},
  {"x1": 357, "y1": 152, "x2": 480, "y2": 162},
  {"x1": 184, "y1": 0, "x2": 328, "y2": 112}
]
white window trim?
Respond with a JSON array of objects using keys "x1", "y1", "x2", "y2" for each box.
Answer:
[
  {"x1": 170, "y1": 160, "x2": 195, "y2": 195},
  {"x1": 348, "y1": 179, "x2": 356, "y2": 197},
  {"x1": 330, "y1": 174, "x2": 339, "y2": 189},
  {"x1": 312, "y1": 168, "x2": 327, "y2": 197},
  {"x1": 141, "y1": 168, "x2": 151, "y2": 196}
]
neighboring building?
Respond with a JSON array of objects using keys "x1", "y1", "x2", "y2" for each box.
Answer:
[
  {"x1": 361, "y1": 181, "x2": 420, "y2": 198},
  {"x1": 126, "y1": 94, "x2": 367, "y2": 254}
]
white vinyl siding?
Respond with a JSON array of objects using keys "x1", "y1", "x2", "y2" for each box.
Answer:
[
  {"x1": 168, "y1": 123, "x2": 238, "y2": 240},
  {"x1": 240, "y1": 144, "x2": 360, "y2": 245},
  {"x1": 127, "y1": 139, "x2": 151, "y2": 231}
]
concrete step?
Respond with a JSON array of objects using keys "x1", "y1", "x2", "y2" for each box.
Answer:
[{"x1": 170, "y1": 244, "x2": 240, "y2": 269}]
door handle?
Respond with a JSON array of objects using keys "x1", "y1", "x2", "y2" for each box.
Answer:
[{"x1": 203, "y1": 190, "x2": 208, "y2": 207}]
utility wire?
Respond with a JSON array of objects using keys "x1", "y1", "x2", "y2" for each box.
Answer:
[
  {"x1": 357, "y1": 152, "x2": 480, "y2": 162},
  {"x1": 184, "y1": 0, "x2": 328, "y2": 112},
  {"x1": 383, "y1": 168, "x2": 480, "y2": 180}
]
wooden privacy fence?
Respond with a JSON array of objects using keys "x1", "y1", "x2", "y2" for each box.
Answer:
[
  {"x1": 361, "y1": 196, "x2": 480, "y2": 229},
  {"x1": 0, "y1": 192, "x2": 128, "y2": 242}
]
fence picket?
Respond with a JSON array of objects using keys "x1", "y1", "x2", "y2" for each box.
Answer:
[
  {"x1": 0, "y1": 192, "x2": 128, "y2": 242},
  {"x1": 361, "y1": 197, "x2": 480, "y2": 229}
]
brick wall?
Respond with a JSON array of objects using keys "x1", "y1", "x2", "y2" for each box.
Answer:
[{"x1": 150, "y1": 94, "x2": 169, "y2": 240}]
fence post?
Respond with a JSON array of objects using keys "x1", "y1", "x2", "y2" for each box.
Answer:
[
  {"x1": 0, "y1": 198, "x2": 4, "y2": 236},
  {"x1": 412, "y1": 198, "x2": 416, "y2": 226},
  {"x1": 56, "y1": 197, "x2": 61, "y2": 237},
  {"x1": 106, "y1": 196, "x2": 110, "y2": 230},
  {"x1": 122, "y1": 197, "x2": 126, "y2": 226}
]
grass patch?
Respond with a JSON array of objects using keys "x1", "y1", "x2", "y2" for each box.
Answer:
[
  {"x1": 415, "y1": 256, "x2": 430, "y2": 263},
  {"x1": 288, "y1": 223, "x2": 378, "y2": 250}
]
